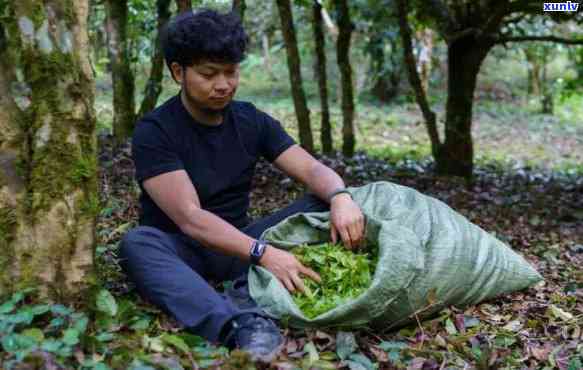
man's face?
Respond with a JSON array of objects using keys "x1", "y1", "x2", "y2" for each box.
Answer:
[{"x1": 172, "y1": 61, "x2": 240, "y2": 113}]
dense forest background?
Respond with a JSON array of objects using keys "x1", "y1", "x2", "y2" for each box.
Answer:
[{"x1": 0, "y1": 0, "x2": 582, "y2": 368}]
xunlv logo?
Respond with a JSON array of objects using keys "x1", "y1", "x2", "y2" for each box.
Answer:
[{"x1": 543, "y1": 1, "x2": 580, "y2": 11}]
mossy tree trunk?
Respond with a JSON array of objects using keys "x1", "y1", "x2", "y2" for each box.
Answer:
[
  {"x1": 312, "y1": 0, "x2": 332, "y2": 155},
  {"x1": 276, "y1": 0, "x2": 314, "y2": 152},
  {"x1": 138, "y1": 0, "x2": 172, "y2": 118},
  {"x1": 105, "y1": 0, "x2": 135, "y2": 145},
  {"x1": 0, "y1": 0, "x2": 97, "y2": 299},
  {"x1": 336, "y1": 0, "x2": 355, "y2": 157}
]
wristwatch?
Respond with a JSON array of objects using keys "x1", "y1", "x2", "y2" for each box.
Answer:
[
  {"x1": 249, "y1": 239, "x2": 268, "y2": 265},
  {"x1": 327, "y1": 188, "x2": 352, "y2": 202}
]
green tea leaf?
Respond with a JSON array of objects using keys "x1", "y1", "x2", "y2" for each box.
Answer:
[
  {"x1": 31, "y1": 304, "x2": 50, "y2": 316},
  {"x1": 291, "y1": 242, "x2": 378, "y2": 318},
  {"x1": 0, "y1": 300, "x2": 15, "y2": 314},
  {"x1": 1, "y1": 333, "x2": 37, "y2": 353},
  {"x1": 51, "y1": 304, "x2": 72, "y2": 316},
  {"x1": 348, "y1": 353, "x2": 376, "y2": 370},
  {"x1": 72, "y1": 313, "x2": 89, "y2": 333},
  {"x1": 21, "y1": 328, "x2": 44, "y2": 342},
  {"x1": 96, "y1": 289, "x2": 118, "y2": 317},
  {"x1": 96, "y1": 332, "x2": 116, "y2": 342},
  {"x1": 41, "y1": 339, "x2": 63, "y2": 353},
  {"x1": 445, "y1": 318, "x2": 458, "y2": 335},
  {"x1": 7, "y1": 307, "x2": 34, "y2": 325},
  {"x1": 304, "y1": 341, "x2": 319, "y2": 366},
  {"x1": 378, "y1": 341, "x2": 408, "y2": 351},
  {"x1": 62, "y1": 328, "x2": 80, "y2": 346},
  {"x1": 161, "y1": 333, "x2": 190, "y2": 354},
  {"x1": 130, "y1": 318, "x2": 151, "y2": 331},
  {"x1": 336, "y1": 331, "x2": 358, "y2": 360}
]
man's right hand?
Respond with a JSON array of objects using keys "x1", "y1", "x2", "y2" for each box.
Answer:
[{"x1": 259, "y1": 246, "x2": 321, "y2": 293}]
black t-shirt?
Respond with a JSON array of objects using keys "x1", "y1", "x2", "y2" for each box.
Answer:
[{"x1": 131, "y1": 94, "x2": 296, "y2": 233}]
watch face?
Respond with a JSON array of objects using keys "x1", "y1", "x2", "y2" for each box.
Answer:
[{"x1": 251, "y1": 241, "x2": 266, "y2": 264}]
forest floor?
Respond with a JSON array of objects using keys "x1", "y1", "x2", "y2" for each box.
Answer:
[
  {"x1": 1, "y1": 94, "x2": 582, "y2": 369},
  {"x1": 90, "y1": 127, "x2": 583, "y2": 369}
]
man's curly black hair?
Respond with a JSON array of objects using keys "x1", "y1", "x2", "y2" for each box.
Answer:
[{"x1": 161, "y1": 9, "x2": 248, "y2": 80}]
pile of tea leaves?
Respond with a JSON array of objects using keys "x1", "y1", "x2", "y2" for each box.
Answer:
[{"x1": 291, "y1": 242, "x2": 378, "y2": 319}]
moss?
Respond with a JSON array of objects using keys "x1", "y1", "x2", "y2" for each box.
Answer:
[
  {"x1": 71, "y1": 155, "x2": 97, "y2": 184},
  {"x1": 0, "y1": 206, "x2": 16, "y2": 246},
  {"x1": 1, "y1": 1, "x2": 97, "y2": 301},
  {"x1": 61, "y1": 0, "x2": 76, "y2": 27},
  {"x1": 29, "y1": 141, "x2": 79, "y2": 212},
  {"x1": 13, "y1": 252, "x2": 36, "y2": 293},
  {"x1": 80, "y1": 192, "x2": 101, "y2": 218},
  {"x1": 0, "y1": 206, "x2": 17, "y2": 293}
]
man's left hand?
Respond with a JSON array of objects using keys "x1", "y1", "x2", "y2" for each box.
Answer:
[{"x1": 329, "y1": 193, "x2": 365, "y2": 250}]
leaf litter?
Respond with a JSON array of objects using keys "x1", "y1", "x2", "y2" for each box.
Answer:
[{"x1": 0, "y1": 136, "x2": 580, "y2": 369}]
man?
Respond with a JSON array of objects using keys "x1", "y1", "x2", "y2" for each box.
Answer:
[{"x1": 119, "y1": 9, "x2": 365, "y2": 362}]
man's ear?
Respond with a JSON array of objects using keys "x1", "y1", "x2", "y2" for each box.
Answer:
[{"x1": 170, "y1": 62, "x2": 183, "y2": 84}]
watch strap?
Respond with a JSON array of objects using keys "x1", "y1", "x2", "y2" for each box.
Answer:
[{"x1": 327, "y1": 188, "x2": 352, "y2": 202}]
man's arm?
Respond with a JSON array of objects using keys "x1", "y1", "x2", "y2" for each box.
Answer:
[
  {"x1": 273, "y1": 144, "x2": 365, "y2": 249},
  {"x1": 142, "y1": 169, "x2": 320, "y2": 292},
  {"x1": 142, "y1": 170, "x2": 255, "y2": 260}
]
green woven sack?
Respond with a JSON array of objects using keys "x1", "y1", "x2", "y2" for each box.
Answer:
[{"x1": 248, "y1": 181, "x2": 542, "y2": 330}]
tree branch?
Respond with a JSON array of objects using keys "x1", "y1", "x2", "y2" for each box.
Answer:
[
  {"x1": 396, "y1": 0, "x2": 441, "y2": 151},
  {"x1": 495, "y1": 35, "x2": 583, "y2": 45},
  {"x1": 425, "y1": 0, "x2": 456, "y2": 36}
]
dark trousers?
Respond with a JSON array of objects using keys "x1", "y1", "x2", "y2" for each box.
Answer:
[{"x1": 118, "y1": 193, "x2": 328, "y2": 343}]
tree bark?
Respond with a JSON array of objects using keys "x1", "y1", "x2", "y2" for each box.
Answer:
[
  {"x1": 262, "y1": 34, "x2": 275, "y2": 80},
  {"x1": 232, "y1": 0, "x2": 246, "y2": 21},
  {"x1": 336, "y1": 0, "x2": 355, "y2": 157},
  {"x1": 0, "y1": 0, "x2": 96, "y2": 299},
  {"x1": 105, "y1": 0, "x2": 135, "y2": 145},
  {"x1": 312, "y1": 1, "x2": 332, "y2": 155},
  {"x1": 524, "y1": 49, "x2": 541, "y2": 96},
  {"x1": 176, "y1": 0, "x2": 191, "y2": 12},
  {"x1": 540, "y1": 51, "x2": 553, "y2": 114},
  {"x1": 417, "y1": 29, "x2": 434, "y2": 93},
  {"x1": 397, "y1": 0, "x2": 441, "y2": 157},
  {"x1": 440, "y1": 39, "x2": 491, "y2": 177},
  {"x1": 275, "y1": 0, "x2": 314, "y2": 152},
  {"x1": 138, "y1": 0, "x2": 172, "y2": 118}
]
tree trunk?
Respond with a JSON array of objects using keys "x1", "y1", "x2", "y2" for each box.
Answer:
[
  {"x1": 89, "y1": 3, "x2": 108, "y2": 65},
  {"x1": 336, "y1": 0, "x2": 355, "y2": 157},
  {"x1": 540, "y1": 52, "x2": 553, "y2": 114},
  {"x1": 524, "y1": 49, "x2": 541, "y2": 96},
  {"x1": 0, "y1": 0, "x2": 96, "y2": 299},
  {"x1": 312, "y1": 1, "x2": 332, "y2": 155},
  {"x1": 232, "y1": 0, "x2": 246, "y2": 21},
  {"x1": 275, "y1": 0, "x2": 314, "y2": 152},
  {"x1": 262, "y1": 34, "x2": 275, "y2": 80},
  {"x1": 397, "y1": 0, "x2": 441, "y2": 159},
  {"x1": 417, "y1": 29, "x2": 434, "y2": 93},
  {"x1": 439, "y1": 39, "x2": 491, "y2": 177},
  {"x1": 176, "y1": 0, "x2": 191, "y2": 12},
  {"x1": 105, "y1": 0, "x2": 135, "y2": 145},
  {"x1": 138, "y1": 0, "x2": 172, "y2": 118}
]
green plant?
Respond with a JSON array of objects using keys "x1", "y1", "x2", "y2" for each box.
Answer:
[{"x1": 291, "y1": 242, "x2": 378, "y2": 319}]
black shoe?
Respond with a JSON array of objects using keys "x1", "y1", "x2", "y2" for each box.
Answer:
[{"x1": 223, "y1": 314, "x2": 284, "y2": 362}]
